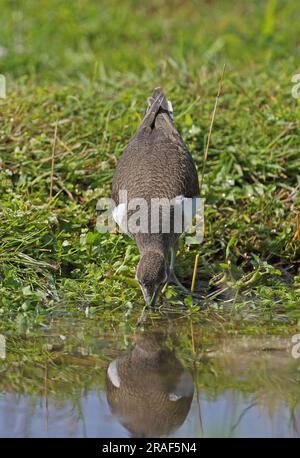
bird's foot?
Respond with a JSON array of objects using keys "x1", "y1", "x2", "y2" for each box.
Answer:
[{"x1": 168, "y1": 271, "x2": 203, "y2": 299}]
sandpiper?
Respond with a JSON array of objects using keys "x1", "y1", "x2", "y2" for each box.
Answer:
[
  {"x1": 112, "y1": 88, "x2": 199, "y2": 305},
  {"x1": 106, "y1": 330, "x2": 194, "y2": 437}
]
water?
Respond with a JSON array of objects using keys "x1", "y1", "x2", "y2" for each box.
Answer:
[{"x1": 0, "y1": 317, "x2": 299, "y2": 438}]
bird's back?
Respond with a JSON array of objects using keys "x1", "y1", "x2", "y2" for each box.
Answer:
[{"x1": 112, "y1": 89, "x2": 199, "y2": 205}]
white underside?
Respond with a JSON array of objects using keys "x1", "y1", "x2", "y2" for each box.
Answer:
[
  {"x1": 113, "y1": 195, "x2": 200, "y2": 234},
  {"x1": 168, "y1": 371, "x2": 194, "y2": 401},
  {"x1": 107, "y1": 359, "x2": 121, "y2": 388}
]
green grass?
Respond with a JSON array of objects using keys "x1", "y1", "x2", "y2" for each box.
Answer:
[{"x1": 0, "y1": 0, "x2": 299, "y2": 327}]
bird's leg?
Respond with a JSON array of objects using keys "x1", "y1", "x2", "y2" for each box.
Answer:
[
  {"x1": 170, "y1": 271, "x2": 193, "y2": 295},
  {"x1": 162, "y1": 246, "x2": 189, "y2": 294},
  {"x1": 137, "y1": 304, "x2": 148, "y2": 326},
  {"x1": 161, "y1": 247, "x2": 176, "y2": 294},
  {"x1": 170, "y1": 245, "x2": 176, "y2": 272},
  {"x1": 161, "y1": 280, "x2": 168, "y2": 294}
]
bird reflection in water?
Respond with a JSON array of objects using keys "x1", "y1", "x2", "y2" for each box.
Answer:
[{"x1": 106, "y1": 330, "x2": 194, "y2": 438}]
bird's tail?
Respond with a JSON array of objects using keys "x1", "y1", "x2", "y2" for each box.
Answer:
[
  {"x1": 147, "y1": 88, "x2": 173, "y2": 120},
  {"x1": 141, "y1": 88, "x2": 174, "y2": 129}
]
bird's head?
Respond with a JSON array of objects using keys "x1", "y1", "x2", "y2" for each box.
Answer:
[{"x1": 136, "y1": 251, "x2": 169, "y2": 306}]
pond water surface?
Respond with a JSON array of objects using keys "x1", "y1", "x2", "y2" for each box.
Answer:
[{"x1": 0, "y1": 316, "x2": 299, "y2": 438}]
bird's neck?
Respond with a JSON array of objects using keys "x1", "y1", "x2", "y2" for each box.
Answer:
[{"x1": 135, "y1": 234, "x2": 169, "y2": 258}]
